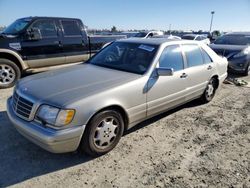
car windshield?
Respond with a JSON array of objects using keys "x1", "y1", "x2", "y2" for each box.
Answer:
[
  {"x1": 3, "y1": 18, "x2": 31, "y2": 34},
  {"x1": 214, "y1": 34, "x2": 250, "y2": 45},
  {"x1": 182, "y1": 35, "x2": 195, "y2": 40},
  {"x1": 89, "y1": 42, "x2": 158, "y2": 74},
  {"x1": 134, "y1": 32, "x2": 147, "y2": 38}
]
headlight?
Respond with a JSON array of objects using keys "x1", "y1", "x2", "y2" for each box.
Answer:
[
  {"x1": 37, "y1": 105, "x2": 75, "y2": 127},
  {"x1": 233, "y1": 47, "x2": 250, "y2": 58}
]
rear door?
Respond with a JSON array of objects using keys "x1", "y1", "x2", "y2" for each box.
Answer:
[
  {"x1": 182, "y1": 44, "x2": 214, "y2": 101},
  {"x1": 60, "y1": 19, "x2": 88, "y2": 63},
  {"x1": 147, "y1": 45, "x2": 187, "y2": 117},
  {"x1": 21, "y1": 19, "x2": 64, "y2": 68}
]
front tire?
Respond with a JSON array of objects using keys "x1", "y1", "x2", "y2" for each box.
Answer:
[
  {"x1": 200, "y1": 77, "x2": 217, "y2": 103},
  {"x1": 80, "y1": 110, "x2": 124, "y2": 157},
  {"x1": 243, "y1": 63, "x2": 250, "y2": 76},
  {"x1": 0, "y1": 58, "x2": 21, "y2": 89}
]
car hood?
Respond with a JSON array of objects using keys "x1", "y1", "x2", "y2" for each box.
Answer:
[
  {"x1": 0, "y1": 34, "x2": 20, "y2": 49},
  {"x1": 209, "y1": 44, "x2": 247, "y2": 58},
  {"x1": 16, "y1": 64, "x2": 141, "y2": 106}
]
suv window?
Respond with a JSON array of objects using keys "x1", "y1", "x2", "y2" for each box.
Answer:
[
  {"x1": 31, "y1": 20, "x2": 57, "y2": 38},
  {"x1": 61, "y1": 20, "x2": 81, "y2": 36},
  {"x1": 159, "y1": 45, "x2": 184, "y2": 71},
  {"x1": 182, "y1": 44, "x2": 204, "y2": 67},
  {"x1": 201, "y1": 48, "x2": 213, "y2": 64}
]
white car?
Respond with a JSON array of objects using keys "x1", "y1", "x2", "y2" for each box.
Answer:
[
  {"x1": 182, "y1": 34, "x2": 211, "y2": 45},
  {"x1": 152, "y1": 34, "x2": 181, "y2": 40},
  {"x1": 133, "y1": 30, "x2": 164, "y2": 38}
]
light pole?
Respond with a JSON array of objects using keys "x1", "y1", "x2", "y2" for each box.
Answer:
[{"x1": 209, "y1": 11, "x2": 215, "y2": 32}]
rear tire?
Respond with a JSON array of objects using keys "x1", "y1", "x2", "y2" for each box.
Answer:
[
  {"x1": 80, "y1": 110, "x2": 124, "y2": 157},
  {"x1": 0, "y1": 58, "x2": 21, "y2": 89},
  {"x1": 200, "y1": 77, "x2": 217, "y2": 103}
]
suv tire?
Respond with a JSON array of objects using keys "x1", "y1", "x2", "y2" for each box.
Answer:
[{"x1": 0, "y1": 58, "x2": 21, "y2": 89}]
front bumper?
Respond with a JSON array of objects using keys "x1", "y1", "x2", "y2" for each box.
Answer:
[
  {"x1": 7, "y1": 97, "x2": 86, "y2": 153},
  {"x1": 228, "y1": 58, "x2": 249, "y2": 73}
]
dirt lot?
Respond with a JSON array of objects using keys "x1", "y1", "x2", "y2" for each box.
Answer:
[{"x1": 0, "y1": 74, "x2": 249, "y2": 188}]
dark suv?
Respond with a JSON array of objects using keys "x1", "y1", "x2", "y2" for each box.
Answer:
[
  {"x1": 0, "y1": 17, "x2": 125, "y2": 88},
  {"x1": 210, "y1": 32, "x2": 250, "y2": 75}
]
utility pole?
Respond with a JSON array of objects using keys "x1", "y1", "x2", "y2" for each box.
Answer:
[
  {"x1": 169, "y1": 24, "x2": 172, "y2": 34},
  {"x1": 209, "y1": 11, "x2": 215, "y2": 32}
]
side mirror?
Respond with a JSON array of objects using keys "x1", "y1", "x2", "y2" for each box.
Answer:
[
  {"x1": 26, "y1": 28, "x2": 42, "y2": 41},
  {"x1": 156, "y1": 68, "x2": 174, "y2": 76}
]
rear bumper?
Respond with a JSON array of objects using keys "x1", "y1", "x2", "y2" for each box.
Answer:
[
  {"x1": 7, "y1": 97, "x2": 86, "y2": 153},
  {"x1": 219, "y1": 72, "x2": 227, "y2": 85}
]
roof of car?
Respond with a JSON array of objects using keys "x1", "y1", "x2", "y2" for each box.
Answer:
[
  {"x1": 19, "y1": 16, "x2": 81, "y2": 21},
  {"x1": 183, "y1": 34, "x2": 198, "y2": 37},
  {"x1": 226, "y1": 32, "x2": 250, "y2": 35},
  {"x1": 118, "y1": 38, "x2": 178, "y2": 45}
]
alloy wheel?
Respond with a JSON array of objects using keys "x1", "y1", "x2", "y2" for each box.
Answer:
[
  {"x1": 205, "y1": 82, "x2": 214, "y2": 101},
  {"x1": 93, "y1": 117, "x2": 119, "y2": 149},
  {"x1": 0, "y1": 64, "x2": 16, "y2": 85}
]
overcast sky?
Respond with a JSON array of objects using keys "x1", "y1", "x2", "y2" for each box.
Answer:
[{"x1": 0, "y1": 0, "x2": 250, "y2": 31}]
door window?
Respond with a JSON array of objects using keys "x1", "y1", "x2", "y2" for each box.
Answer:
[
  {"x1": 159, "y1": 45, "x2": 184, "y2": 72},
  {"x1": 61, "y1": 20, "x2": 81, "y2": 36},
  {"x1": 182, "y1": 44, "x2": 204, "y2": 67},
  {"x1": 31, "y1": 20, "x2": 57, "y2": 38}
]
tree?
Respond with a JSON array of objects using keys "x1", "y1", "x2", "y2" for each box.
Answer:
[
  {"x1": 0, "y1": 26, "x2": 6, "y2": 32},
  {"x1": 111, "y1": 26, "x2": 117, "y2": 33}
]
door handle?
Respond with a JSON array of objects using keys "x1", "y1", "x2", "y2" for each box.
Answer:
[
  {"x1": 180, "y1": 73, "x2": 188, "y2": 78},
  {"x1": 207, "y1": 65, "x2": 212, "y2": 70}
]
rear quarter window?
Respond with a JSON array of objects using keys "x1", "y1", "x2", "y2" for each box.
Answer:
[
  {"x1": 195, "y1": 36, "x2": 202, "y2": 41},
  {"x1": 201, "y1": 48, "x2": 213, "y2": 64},
  {"x1": 182, "y1": 44, "x2": 204, "y2": 67}
]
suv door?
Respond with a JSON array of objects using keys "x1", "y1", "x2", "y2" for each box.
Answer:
[
  {"x1": 182, "y1": 44, "x2": 214, "y2": 101},
  {"x1": 21, "y1": 19, "x2": 64, "y2": 68},
  {"x1": 60, "y1": 20, "x2": 87, "y2": 63},
  {"x1": 147, "y1": 45, "x2": 187, "y2": 117}
]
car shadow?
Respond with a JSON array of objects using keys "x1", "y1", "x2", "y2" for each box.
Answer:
[
  {"x1": 125, "y1": 98, "x2": 204, "y2": 135},
  {"x1": 0, "y1": 99, "x2": 203, "y2": 187},
  {"x1": 0, "y1": 111, "x2": 93, "y2": 187}
]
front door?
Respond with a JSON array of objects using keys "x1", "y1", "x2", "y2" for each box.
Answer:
[
  {"x1": 146, "y1": 45, "x2": 187, "y2": 117},
  {"x1": 21, "y1": 19, "x2": 64, "y2": 68}
]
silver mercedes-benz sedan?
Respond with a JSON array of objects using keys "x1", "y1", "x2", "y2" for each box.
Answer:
[{"x1": 7, "y1": 38, "x2": 228, "y2": 156}]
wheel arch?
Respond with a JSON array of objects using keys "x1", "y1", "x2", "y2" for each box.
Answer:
[
  {"x1": 0, "y1": 49, "x2": 28, "y2": 71},
  {"x1": 211, "y1": 74, "x2": 219, "y2": 89},
  {"x1": 86, "y1": 105, "x2": 129, "y2": 131}
]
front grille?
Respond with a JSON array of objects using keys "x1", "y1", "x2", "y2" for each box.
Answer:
[{"x1": 12, "y1": 92, "x2": 34, "y2": 120}]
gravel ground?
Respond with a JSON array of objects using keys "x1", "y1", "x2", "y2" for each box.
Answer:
[{"x1": 0, "y1": 75, "x2": 249, "y2": 188}]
